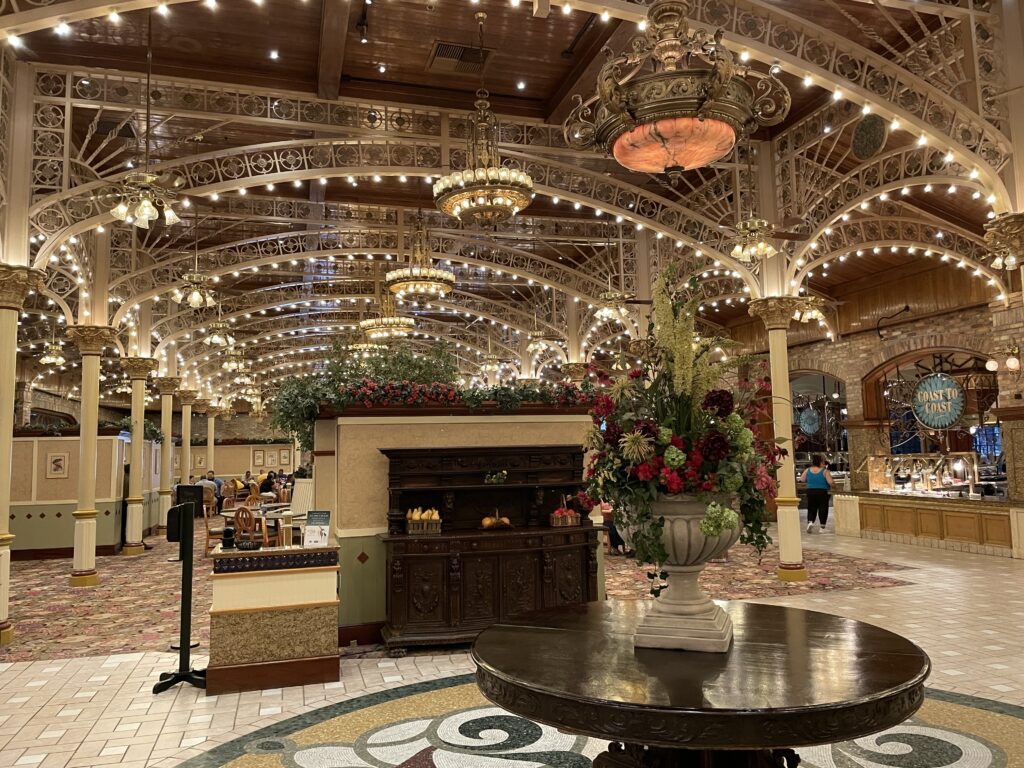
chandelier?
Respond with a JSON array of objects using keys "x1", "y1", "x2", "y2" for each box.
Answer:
[
  {"x1": 39, "y1": 341, "x2": 65, "y2": 367},
  {"x1": 222, "y1": 348, "x2": 244, "y2": 371},
  {"x1": 348, "y1": 341, "x2": 388, "y2": 358},
  {"x1": 433, "y1": 13, "x2": 533, "y2": 227},
  {"x1": 203, "y1": 306, "x2": 235, "y2": 347},
  {"x1": 385, "y1": 213, "x2": 456, "y2": 300},
  {"x1": 115, "y1": 378, "x2": 132, "y2": 395},
  {"x1": 595, "y1": 269, "x2": 634, "y2": 322},
  {"x1": 563, "y1": 0, "x2": 790, "y2": 182},
  {"x1": 107, "y1": 13, "x2": 182, "y2": 229},
  {"x1": 984, "y1": 212, "x2": 1024, "y2": 271},
  {"x1": 479, "y1": 335, "x2": 507, "y2": 375},
  {"x1": 359, "y1": 290, "x2": 416, "y2": 340},
  {"x1": 730, "y1": 217, "x2": 777, "y2": 263},
  {"x1": 525, "y1": 311, "x2": 561, "y2": 355},
  {"x1": 233, "y1": 365, "x2": 255, "y2": 386},
  {"x1": 171, "y1": 211, "x2": 217, "y2": 309}
]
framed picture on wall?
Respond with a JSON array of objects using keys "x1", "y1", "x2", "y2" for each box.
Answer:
[
  {"x1": 194, "y1": 454, "x2": 206, "y2": 469},
  {"x1": 280, "y1": 448, "x2": 291, "y2": 466},
  {"x1": 267, "y1": 450, "x2": 279, "y2": 468},
  {"x1": 45, "y1": 451, "x2": 70, "y2": 479},
  {"x1": 253, "y1": 449, "x2": 265, "y2": 467}
]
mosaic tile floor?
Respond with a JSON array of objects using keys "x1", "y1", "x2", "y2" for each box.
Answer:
[{"x1": 0, "y1": 524, "x2": 1021, "y2": 766}]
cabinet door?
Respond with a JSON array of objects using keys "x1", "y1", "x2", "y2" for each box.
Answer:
[
  {"x1": 405, "y1": 558, "x2": 447, "y2": 628},
  {"x1": 462, "y1": 555, "x2": 499, "y2": 623},
  {"x1": 499, "y1": 553, "x2": 541, "y2": 620},
  {"x1": 549, "y1": 548, "x2": 585, "y2": 608}
]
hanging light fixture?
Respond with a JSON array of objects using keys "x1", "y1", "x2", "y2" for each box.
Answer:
[
  {"x1": 39, "y1": 318, "x2": 66, "y2": 367},
  {"x1": 984, "y1": 212, "x2": 1024, "y2": 272},
  {"x1": 106, "y1": 11, "x2": 182, "y2": 229},
  {"x1": 730, "y1": 139, "x2": 778, "y2": 263},
  {"x1": 563, "y1": 0, "x2": 790, "y2": 183},
  {"x1": 171, "y1": 210, "x2": 217, "y2": 309},
  {"x1": 385, "y1": 212, "x2": 456, "y2": 300},
  {"x1": 526, "y1": 311, "x2": 551, "y2": 356},
  {"x1": 221, "y1": 348, "x2": 244, "y2": 371},
  {"x1": 359, "y1": 286, "x2": 416, "y2": 340},
  {"x1": 433, "y1": 12, "x2": 533, "y2": 227},
  {"x1": 479, "y1": 334, "x2": 507, "y2": 375},
  {"x1": 347, "y1": 341, "x2": 388, "y2": 358},
  {"x1": 203, "y1": 304, "x2": 235, "y2": 348}
]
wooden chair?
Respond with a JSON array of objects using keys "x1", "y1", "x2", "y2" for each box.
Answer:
[
  {"x1": 234, "y1": 505, "x2": 270, "y2": 547},
  {"x1": 202, "y1": 500, "x2": 225, "y2": 556},
  {"x1": 202, "y1": 485, "x2": 217, "y2": 517}
]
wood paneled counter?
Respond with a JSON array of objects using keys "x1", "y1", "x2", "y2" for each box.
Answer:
[
  {"x1": 207, "y1": 544, "x2": 340, "y2": 694},
  {"x1": 847, "y1": 492, "x2": 1014, "y2": 556}
]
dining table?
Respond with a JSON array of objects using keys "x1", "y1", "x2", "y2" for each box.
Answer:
[{"x1": 220, "y1": 505, "x2": 307, "y2": 546}]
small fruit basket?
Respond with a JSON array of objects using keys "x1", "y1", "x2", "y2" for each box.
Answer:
[
  {"x1": 550, "y1": 506, "x2": 580, "y2": 527},
  {"x1": 406, "y1": 507, "x2": 442, "y2": 535}
]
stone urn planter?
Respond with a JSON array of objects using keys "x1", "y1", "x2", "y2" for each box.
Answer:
[{"x1": 634, "y1": 494, "x2": 741, "y2": 653}]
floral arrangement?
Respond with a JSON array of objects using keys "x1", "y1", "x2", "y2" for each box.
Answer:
[
  {"x1": 583, "y1": 266, "x2": 783, "y2": 594},
  {"x1": 484, "y1": 470, "x2": 508, "y2": 485}
]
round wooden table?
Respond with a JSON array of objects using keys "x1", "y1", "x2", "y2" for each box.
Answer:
[{"x1": 472, "y1": 600, "x2": 930, "y2": 767}]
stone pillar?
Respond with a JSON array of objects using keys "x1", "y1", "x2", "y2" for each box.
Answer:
[
  {"x1": 178, "y1": 391, "x2": 199, "y2": 484},
  {"x1": 120, "y1": 357, "x2": 158, "y2": 555},
  {"x1": 13, "y1": 381, "x2": 32, "y2": 427},
  {"x1": 65, "y1": 325, "x2": 119, "y2": 587},
  {"x1": 206, "y1": 406, "x2": 219, "y2": 475},
  {"x1": 749, "y1": 296, "x2": 822, "y2": 583},
  {"x1": 152, "y1": 376, "x2": 180, "y2": 534},
  {"x1": 845, "y1": 421, "x2": 891, "y2": 492},
  {"x1": 0, "y1": 267, "x2": 44, "y2": 644}
]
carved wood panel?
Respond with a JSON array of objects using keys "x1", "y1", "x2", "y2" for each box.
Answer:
[
  {"x1": 407, "y1": 559, "x2": 446, "y2": 625},
  {"x1": 462, "y1": 556, "x2": 498, "y2": 623},
  {"x1": 500, "y1": 553, "x2": 541, "y2": 621}
]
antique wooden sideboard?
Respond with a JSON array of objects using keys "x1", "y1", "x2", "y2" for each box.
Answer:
[{"x1": 378, "y1": 445, "x2": 600, "y2": 652}]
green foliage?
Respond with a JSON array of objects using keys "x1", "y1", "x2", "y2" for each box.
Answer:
[{"x1": 112, "y1": 416, "x2": 164, "y2": 444}]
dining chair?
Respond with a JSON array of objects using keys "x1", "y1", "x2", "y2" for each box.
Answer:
[{"x1": 201, "y1": 501, "x2": 225, "y2": 556}]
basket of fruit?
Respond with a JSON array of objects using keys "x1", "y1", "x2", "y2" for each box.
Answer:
[
  {"x1": 406, "y1": 507, "x2": 442, "y2": 534},
  {"x1": 480, "y1": 510, "x2": 512, "y2": 530},
  {"x1": 550, "y1": 504, "x2": 580, "y2": 527}
]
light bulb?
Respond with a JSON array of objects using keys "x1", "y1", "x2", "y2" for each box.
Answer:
[
  {"x1": 985, "y1": 359, "x2": 999, "y2": 372},
  {"x1": 1008, "y1": 356, "x2": 1021, "y2": 372}
]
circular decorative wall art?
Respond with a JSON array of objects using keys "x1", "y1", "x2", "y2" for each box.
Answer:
[
  {"x1": 911, "y1": 372, "x2": 966, "y2": 431},
  {"x1": 798, "y1": 408, "x2": 822, "y2": 437},
  {"x1": 852, "y1": 114, "x2": 889, "y2": 160}
]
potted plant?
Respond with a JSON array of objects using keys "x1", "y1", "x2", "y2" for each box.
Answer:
[{"x1": 583, "y1": 266, "x2": 781, "y2": 652}]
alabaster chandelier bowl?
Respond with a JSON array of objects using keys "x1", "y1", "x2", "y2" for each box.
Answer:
[{"x1": 564, "y1": 0, "x2": 790, "y2": 177}]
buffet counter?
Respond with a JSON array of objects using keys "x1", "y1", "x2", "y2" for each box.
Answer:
[
  {"x1": 207, "y1": 544, "x2": 340, "y2": 694},
  {"x1": 836, "y1": 491, "x2": 1015, "y2": 557}
]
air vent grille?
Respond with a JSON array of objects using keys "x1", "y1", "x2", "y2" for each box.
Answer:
[{"x1": 426, "y1": 41, "x2": 493, "y2": 75}]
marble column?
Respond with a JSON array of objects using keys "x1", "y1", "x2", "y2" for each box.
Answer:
[
  {"x1": 192, "y1": 399, "x2": 209, "y2": 476},
  {"x1": 152, "y1": 377, "x2": 180, "y2": 533},
  {"x1": 749, "y1": 296, "x2": 823, "y2": 583},
  {"x1": 65, "y1": 325, "x2": 119, "y2": 587},
  {"x1": 0, "y1": 267, "x2": 44, "y2": 644},
  {"x1": 120, "y1": 357, "x2": 158, "y2": 555},
  {"x1": 178, "y1": 391, "x2": 199, "y2": 484},
  {"x1": 206, "y1": 406, "x2": 220, "y2": 475}
]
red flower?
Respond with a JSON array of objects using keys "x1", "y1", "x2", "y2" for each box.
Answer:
[
  {"x1": 628, "y1": 368, "x2": 644, "y2": 379},
  {"x1": 670, "y1": 434, "x2": 685, "y2": 450},
  {"x1": 592, "y1": 394, "x2": 616, "y2": 419},
  {"x1": 659, "y1": 467, "x2": 683, "y2": 494}
]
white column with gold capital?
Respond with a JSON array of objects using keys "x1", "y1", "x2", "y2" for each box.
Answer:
[
  {"x1": 748, "y1": 296, "x2": 822, "y2": 583},
  {"x1": 66, "y1": 325, "x2": 119, "y2": 587},
  {"x1": 178, "y1": 391, "x2": 200, "y2": 485},
  {"x1": 120, "y1": 357, "x2": 158, "y2": 555},
  {"x1": 206, "y1": 406, "x2": 221, "y2": 475},
  {"x1": 0, "y1": 267, "x2": 45, "y2": 644},
  {"x1": 153, "y1": 377, "x2": 180, "y2": 534},
  {"x1": 192, "y1": 399, "x2": 209, "y2": 475}
]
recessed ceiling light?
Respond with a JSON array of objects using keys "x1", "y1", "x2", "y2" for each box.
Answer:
[
  {"x1": 378, "y1": 63, "x2": 386, "y2": 73},
  {"x1": 269, "y1": 49, "x2": 279, "y2": 60},
  {"x1": 55, "y1": 21, "x2": 71, "y2": 35},
  {"x1": 108, "y1": 11, "x2": 121, "y2": 23},
  {"x1": 516, "y1": 80, "x2": 525, "y2": 90}
]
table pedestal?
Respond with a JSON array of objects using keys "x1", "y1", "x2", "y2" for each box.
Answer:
[{"x1": 597, "y1": 742, "x2": 800, "y2": 767}]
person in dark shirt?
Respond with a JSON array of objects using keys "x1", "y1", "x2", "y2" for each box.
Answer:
[{"x1": 259, "y1": 471, "x2": 277, "y2": 495}]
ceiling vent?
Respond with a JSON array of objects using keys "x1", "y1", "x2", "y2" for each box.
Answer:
[
  {"x1": 425, "y1": 41, "x2": 493, "y2": 76},
  {"x1": 97, "y1": 119, "x2": 138, "y2": 140}
]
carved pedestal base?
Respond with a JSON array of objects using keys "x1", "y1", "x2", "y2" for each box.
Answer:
[
  {"x1": 633, "y1": 600, "x2": 733, "y2": 652},
  {"x1": 595, "y1": 742, "x2": 800, "y2": 767}
]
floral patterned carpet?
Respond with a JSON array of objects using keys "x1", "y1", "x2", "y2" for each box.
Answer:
[
  {"x1": 603, "y1": 542, "x2": 913, "y2": 601},
  {"x1": 0, "y1": 530, "x2": 911, "y2": 662}
]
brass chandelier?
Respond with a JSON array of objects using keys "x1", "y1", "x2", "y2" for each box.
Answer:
[
  {"x1": 348, "y1": 341, "x2": 388, "y2": 358},
  {"x1": 563, "y1": 0, "x2": 790, "y2": 182},
  {"x1": 171, "y1": 211, "x2": 217, "y2": 309},
  {"x1": 385, "y1": 213, "x2": 455, "y2": 301},
  {"x1": 221, "y1": 348, "x2": 244, "y2": 372},
  {"x1": 107, "y1": 12, "x2": 182, "y2": 229},
  {"x1": 433, "y1": 13, "x2": 533, "y2": 227},
  {"x1": 202, "y1": 304, "x2": 235, "y2": 348},
  {"x1": 984, "y1": 212, "x2": 1024, "y2": 271},
  {"x1": 730, "y1": 216, "x2": 777, "y2": 264},
  {"x1": 39, "y1": 321, "x2": 65, "y2": 367},
  {"x1": 359, "y1": 289, "x2": 416, "y2": 341}
]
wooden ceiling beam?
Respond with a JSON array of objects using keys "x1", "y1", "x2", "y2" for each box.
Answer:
[
  {"x1": 317, "y1": 0, "x2": 352, "y2": 101},
  {"x1": 545, "y1": 18, "x2": 627, "y2": 125}
]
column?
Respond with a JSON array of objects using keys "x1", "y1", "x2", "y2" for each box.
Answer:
[
  {"x1": 206, "y1": 406, "x2": 219, "y2": 475},
  {"x1": 748, "y1": 296, "x2": 822, "y2": 583},
  {"x1": 120, "y1": 357, "x2": 158, "y2": 555},
  {"x1": 13, "y1": 381, "x2": 32, "y2": 427},
  {"x1": 0, "y1": 267, "x2": 44, "y2": 645},
  {"x1": 192, "y1": 399, "x2": 209, "y2": 477},
  {"x1": 178, "y1": 391, "x2": 199, "y2": 484},
  {"x1": 65, "y1": 325, "x2": 118, "y2": 587},
  {"x1": 152, "y1": 377, "x2": 181, "y2": 534}
]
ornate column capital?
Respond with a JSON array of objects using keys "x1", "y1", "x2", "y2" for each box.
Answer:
[
  {"x1": 748, "y1": 296, "x2": 824, "y2": 331},
  {"x1": 0, "y1": 266, "x2": 45, "y2": 311},
  {"x1": 192, "y1": 398, "x2": 210, "y2": 415},
  {"x1": 120, "y1": 357, "x2": 158, "y2": 380},
  {"x1": 177, "y1": 389, "x2": 199, "y2": 407},
  {"x1": 152, "y1": 376, "x2": 181, "y2": 396},
  {"x1": 65, "y1": 325, "x2": 119, "y2": 355},
  {"x1": 562, "y1": 362, "x2": 588, "y2": 382}
]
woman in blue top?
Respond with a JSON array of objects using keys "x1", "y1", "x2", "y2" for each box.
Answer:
[{"x1": 801, "y1": 454, "x2": 834, "y2": 533}]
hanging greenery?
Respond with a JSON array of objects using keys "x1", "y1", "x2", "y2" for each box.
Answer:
[{"x1": 111, "y1": 416, "x2": 164, "y2": 444}]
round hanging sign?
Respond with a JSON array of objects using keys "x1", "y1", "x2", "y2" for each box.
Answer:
[
  {"x1": 911, "y1": 373, "x2": 965, "y2": 430},
  {"x1": 798, "y1": 408, "x2": 821, "y2": 437}
]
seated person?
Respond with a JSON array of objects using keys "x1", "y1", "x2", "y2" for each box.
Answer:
[
  {"x1": 205, "y1": 470, "x2": 225, "y2": 511},
  {"x1": 195, "y1": 473, "x2": 221, "y2": 512},
  {"x1": 242, "y1": 470, "x2": 253, "y2": 486},
  {"x1": 259, "y1": 470, "x2": 278, "y2": 496}
]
